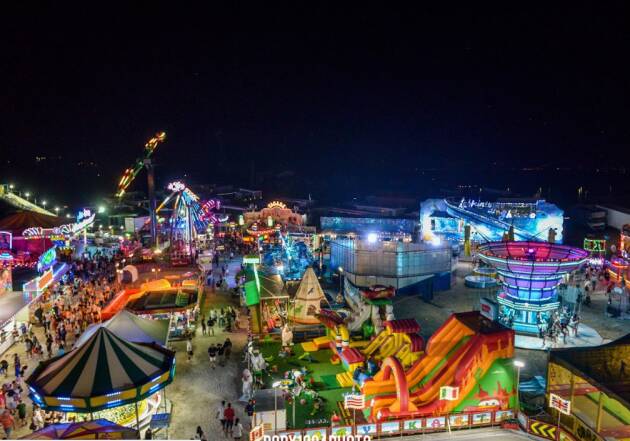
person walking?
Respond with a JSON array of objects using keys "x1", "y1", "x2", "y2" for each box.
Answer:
[
  {"x1": 194, "y1": 426, "x2": 207, "y2": 441},
  {"x1": 233, "y1": 418, "x2": 243, "y2": 440},
  {"x1": 207, "y1": 316, "x2": 215, "y2": 336},
  {"x1": 223, "y1": 403, "x2": 235, "y2": 436},
  {"x1": 245, "y1": 400, "x2": 255, "y2": 428},
  {"x1": 216, "y1": 400, "x2": 226, "y2": 432},
  {"x1": 223, "y1": 338, "x2": 232, "y2": 364},
  {"x1": 208, "y1": 344, "x2": 218, "y2": 369},
  {"x1": 200, "y1": 315, "x2": 207, "y2": 336},
  {"x1": 186, "y1": 338, "x2": 193, "y2": 362}
]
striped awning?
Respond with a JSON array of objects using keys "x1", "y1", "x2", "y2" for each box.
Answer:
[{"x1": 26, "y1": 327, "x2": 175, "y2": 412}]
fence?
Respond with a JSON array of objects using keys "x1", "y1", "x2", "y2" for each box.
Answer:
[{"x1": 274, "y1": 409, "x2": 516, "y2": 439}]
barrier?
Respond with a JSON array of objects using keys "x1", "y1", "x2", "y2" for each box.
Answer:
[
  {"x1": 274, "y1": 409, "x2": 516, "y2": 439},
  {"x1": 529, "y1": 420, "x2": 557, "y2": 440}
]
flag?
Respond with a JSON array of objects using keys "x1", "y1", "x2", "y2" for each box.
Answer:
[
  {"x1": 439, "y1": 386, "x2": 459, "y2": 401},
  {"x1": 344, "y1": 393, "x2": 365, "y2": 409}
]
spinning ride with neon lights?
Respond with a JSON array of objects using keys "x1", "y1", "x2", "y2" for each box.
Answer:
[
  {"x1": 160, "y1": 181, "x2": 221, "y2": 265},
  {"x1": 477, "y1": 241, "x2": 588, "y2": 334},
  {"x1": 115, "y1": 132, "x2": 166, "y2": 244},
  {"x1": 607, "y1": 256, "x2": 629, "y2": 288}
]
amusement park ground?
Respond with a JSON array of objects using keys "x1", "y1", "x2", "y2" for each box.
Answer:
[
  {"x1": 8, "y1": 257, "x2": 630, "y2": 439},
  {"x1": 395, "y1": 260, "x2": 630, "y2": 380}
]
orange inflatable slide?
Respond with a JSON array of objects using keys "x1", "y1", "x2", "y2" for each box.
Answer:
[{"x1": 361, "y1": 311, "x2": 514, "y2": 421}]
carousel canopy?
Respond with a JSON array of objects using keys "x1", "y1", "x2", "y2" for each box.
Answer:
[
  {"x1": 27, "y1": 327, "x2": 175, "y2": 412},
  {"x1": 73, "y1": 310, "x2": 169, "y2": 348},
  {"x1": 22, "y1": 418, "x2": 138, "y2": 440},
  {"x1": 0, "y1": 211, "x2": 65, "y2": 235}
]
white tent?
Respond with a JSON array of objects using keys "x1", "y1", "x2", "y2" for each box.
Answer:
[
  {"x1": 121, "y1": 264, "x2": 139, "y2": 283},
  {"x1": 289, "y1": 267, "x2": 325, "y2": 324},
  {"x1": 73, "y1": 310, "x2": 169, "y2": 348}
]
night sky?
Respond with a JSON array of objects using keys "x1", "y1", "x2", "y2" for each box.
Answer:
[{"x1": 2, "y1": 3, "x2": 630, "y2": 207}]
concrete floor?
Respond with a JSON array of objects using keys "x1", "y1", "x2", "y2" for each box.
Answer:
[{"x1": 166, "y1": 257, "x2": 247, "y2": 440}]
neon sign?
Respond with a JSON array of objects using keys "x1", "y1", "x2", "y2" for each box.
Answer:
[
  {"x1": 76, "y1": 208, "x2": 92, "y2": 223},
  {"x1": 267, "y1": 201, "x2": 287, "y2": 209},
  {"x1": 23, "y1": 212, "x2": 95, "y2": 240},
  {"x1": 37, "y1": 247, "x2": 57, "y2": 273},
  {"x1": 0, "y1": 231, "x2": 12, "y2": 250},
  {"x1": 167, "y1": 181, "x2": 186, "y2": 192}
]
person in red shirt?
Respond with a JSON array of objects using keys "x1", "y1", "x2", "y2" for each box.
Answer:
[
  {"x1": 0, "y1": 409, "x2": 15, "y2": 438},
  {"x1": 223, "y1": 402, "x2": 235, "y2": 436}
]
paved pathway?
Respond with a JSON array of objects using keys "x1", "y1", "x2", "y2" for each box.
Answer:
[
  {"x1": 8, "y1": 257, "x2": 247, "y2": 440},
  {"x1": 166, "y1": 257, "x2": 247, "y2": 440}
]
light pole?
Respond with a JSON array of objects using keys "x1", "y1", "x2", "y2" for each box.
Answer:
[
  {"x1": 272, "y1": 380, "x2": 282, "y2": 433},
  {"x1": 338, "y1": 267, "x2": 344, "y2": 296},
  {"x1": 514, "y1": 360, "x2": 525, "y2": 412}
]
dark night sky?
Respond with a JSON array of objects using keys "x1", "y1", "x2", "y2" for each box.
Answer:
[{"x1": 2, "y1": 3, "x2": 630, "y2": 207}]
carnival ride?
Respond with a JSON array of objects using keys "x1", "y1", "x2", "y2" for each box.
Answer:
[
  {"x1": 360, "y1": 312, "x2": 515, "y2": 422},
  {"x1": 25, "y1": 418, "x2": 139, "y2": 440},
  {"x1": 264, "y1": 232, "x2": 315, "y2": 281},
  {"x1": 607, "y1": 256, "x2": 630, "y2": 289},
  {"x1": 477, "y1": 241, "x2": 588, "y2": 334},
  {"x1": 26, "y1": 327, "x2": 175, "y2": 424},
  {"x1": 115, "y1": 132, "x2": 166, "y2": 244},
  {"x1": 139, "y1": 181, "x2": 222, "y2": 265},
  {"x1": 421, "y1": 198, "x2": 564, "y2": 244}
]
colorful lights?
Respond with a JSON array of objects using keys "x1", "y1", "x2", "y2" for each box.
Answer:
[
  {"x1": 267, "y1": 201, "x2": 287, "y2": 209},
  {"x1": 116, "y1": 132, "x2": 166, "y2": 198},
  {"x1": 37, "y1": 247, "x2": 57, "y2": 273},
  {"x1": 478, "y1": 241, "x2": 587, "y2": 334},
  {"x1": 420, "y1": 198, "x2": 564, "y2": 244}
]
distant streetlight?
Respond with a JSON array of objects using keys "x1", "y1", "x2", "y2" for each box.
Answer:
[
  {"x1": 98, "y1": 205, "x2": 106, "y2": 214},
  {"x1": 54, "y1": 207, "x2": 59, "y2": 213},
  {"x1": 41, "y1": 200, "x2": 47, "y2": 206},
  {"x1": 66, "y1": 213, "x2": 72, "y2": 218},
  {"x1": 8, "y1": 184, "x2": 14, "y2": 190},
  {"x1": 24, "y1": 192, "x2": 30, "y2": 199},
  {"x1": 514, "y1": 360, "x2": 525, "y2": 412},
  {"x1": 338, "y1": 266, "x2": 344, "y2": 295},
  {"x1": 272, "y1": 381, "x2": 283, "y2": 433}
]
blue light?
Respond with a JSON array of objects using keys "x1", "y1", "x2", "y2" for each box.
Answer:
[
  {"x1": 60, "y1": 405, "x2": 75, "y2": 409},
  {"x1": 367, "y1": 232, "x2": 378, "y2": 243},
  {"x1": 148, "y1": 384, "x2": 161, "y2": 393}
]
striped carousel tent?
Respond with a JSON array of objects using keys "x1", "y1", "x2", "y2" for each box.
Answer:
[
  {"x1": 21, "y1": 419, "x2": 138, "y2": 439},
  {"x1": 26, "y1": 327, "x2": 175, "y2": 413},
  {"x1": 73, "y1": 310, "x2": 170, "y2": 348}
]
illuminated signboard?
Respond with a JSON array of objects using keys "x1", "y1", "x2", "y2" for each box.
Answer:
[
  {"x1": 0, "y1": 231, "x2": 12, "y2": 250},
  {"x1": 37, "y1": 247, "x2": 57, "y2": 273},
  {"x1": 23, "y1": 209, "x2": 95, "y2": 240}
]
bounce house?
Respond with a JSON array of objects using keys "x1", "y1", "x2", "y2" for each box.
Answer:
[{"x1": 361, "y1": 311, "x2": 516, "y2": 422}]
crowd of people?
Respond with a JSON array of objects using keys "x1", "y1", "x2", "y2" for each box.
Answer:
[{"x1": 0, "y1": 253, "x2": 120, "y2": 438}]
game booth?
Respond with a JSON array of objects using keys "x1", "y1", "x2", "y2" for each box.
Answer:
[
  {"x1": 548, "y1": 333, "x2": 630, "y2": 441},
  {"x1": 101, "y1": 278, "x2": 201, "y2": 340}
]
